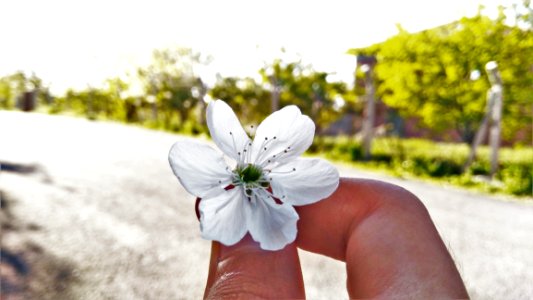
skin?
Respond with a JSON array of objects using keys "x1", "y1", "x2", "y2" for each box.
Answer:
[{"x1": 203, "y1": 178, "x2": 469, "y2": 299}]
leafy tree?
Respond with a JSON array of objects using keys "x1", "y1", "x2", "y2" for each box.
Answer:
[
  {"x1": 210, "y1": 76, "x2": 271, "y2": 126},
  {"x1": 259, "y1": 59, "x2": 347, "y2": 133},
  {"x1": 0, "y1": 75, "x2": 15, "y2": 109},
  {"x1": 350, "y1": 7, "x2": 533, "y2": 144},
  {"x1": 136, "y1": 48, "x2": 207, "y2": 130},
  {"x1": 102, "y1": 77, "x2": 129, "y2": 120},
  {"x1": 0, "y1": 71, "x2": 50, "y2": 109}
]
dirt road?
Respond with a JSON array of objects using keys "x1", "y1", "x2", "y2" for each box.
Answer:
[{"x1": 1, "y1": 111, "x2": 532, "y2": 299}]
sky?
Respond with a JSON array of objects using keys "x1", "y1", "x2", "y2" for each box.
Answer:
[{"x1": 0, "y1": 0, "x2": 515, "y2": 94}]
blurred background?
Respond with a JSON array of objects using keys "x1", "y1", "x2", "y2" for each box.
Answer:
[{"x1": 1, "y1": 0, "x2": 532, "y2": 299}]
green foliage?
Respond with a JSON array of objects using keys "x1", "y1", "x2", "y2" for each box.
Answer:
[
  {"x1": 0, "y1": 77, "x2": 14, "y2": 109},
  {"x1": 0, "y1": 71, "x2": 51, "y2": 109},
  {"x1": 2, "y1": 10, "x2": 531, "y2": 198},
  {"x1": 136, "y1": 48, "x2": 207, "y2": 129},
  {"x1": 43, "y1": 47, "x2": 212, "y2": 134},
  {"x1": 349, "y1": 7, "x2": 533, "y2": 144},
  {"x1": 210, "y1": 77, "x2": 271, "y2": 126},
  {"x1": 259, "y1": 59, "x2": 347, "y2": 132},
  {"x1": 310, "y1": 137, "x2": 532, "y2": 196},
  {"x1": 208, "y1": 59, "x2": 348, "y2": 132},
  {"x1": 1, "y1": 48, "x2": 350, "y2": 136}
]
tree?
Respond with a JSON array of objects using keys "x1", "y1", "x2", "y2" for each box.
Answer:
[
  {"x1": 0, "y1": 75, "x2": 15, "y2": 109},
  {"x1": 259, "y1": 59, "x2": 347, "y2": 133},
  {"x1": 102, "y1": 77, "x2": 129, "y2": 120},
  {"x1": 136, "y1": 48, "x2": 207, "y2": 130},
  {"x1": 349, "y1": 7, "x2": 533, "y2": 144},
  {"x1": 209, "y1": 76, "x2": 271, "y2": 127},
  {"x1": 0, "y1": 71, "x2": 50, "y2": 110}
]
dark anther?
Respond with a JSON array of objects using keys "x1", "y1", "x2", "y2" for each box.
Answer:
[
  {"x1": 230, "y1": 132, "x2": 233, "y2": 135},
  {"x1": 265, "y1": 137, "x2": 268, "y2": 140},
  {"x1": 267, "y1": 160, "x2": 271, "y2": 163},
  {"x1": 284, "y1": 150, "x2": 287, "y2": 153},
  {"x1": 218, "y1": 180, "x2": 222, "y2": 184},
  {"x1": 273, "y1": 136, "x2": 277, "y2": 139},
  {"x1": 238, "y1": 152, "x2": 241, "y2": 155},
  {"x1": 260, "y1": 181, "x2": 270, "y2": 188},
  {"x1": 264, "y1": 147, "x2": 267, "y2": 150},
  {"x1": 293, "y1": 168, "x2": 296, "y2": 171}
]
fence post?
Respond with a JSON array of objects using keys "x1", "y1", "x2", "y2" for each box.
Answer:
[
  {"x1": 21, "y1": 91, "x2": 35, "y2": 111},
  {"x1": 486, "y1": 61, "x2": 503, "y2": 178},
  {"x1": 464, "y1": 88, "x2": 495, "y2": 171},
  {"x1": 197, "y1": 79, "x2": 207, "y2": 126},
  {"x1": 357, "y1": 55, "x2": 377, "y2": 160},
  {"x1": 269, "y1": 75, "x2": 280, "y2": 113}
]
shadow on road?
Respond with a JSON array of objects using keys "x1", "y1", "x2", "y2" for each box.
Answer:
[
  {"x1": 1, "y1": 191, "x2": 79, "y2": 299},
  {"x1": 1, "y1": 162, "x2": 39, "y2": 174},
  {"x1": 1, "y1": 161, "x2": 53, "y2": 184}
]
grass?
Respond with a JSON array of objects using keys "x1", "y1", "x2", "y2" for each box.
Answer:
[{"x1": 309, "y1": 136, "x2": 532, "y2": 198}]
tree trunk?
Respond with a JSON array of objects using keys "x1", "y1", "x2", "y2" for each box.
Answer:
[
  {"x1": 270, "y1": 76, "x2": 280, "y2": 113},
  {"x1": 361, "y1": 66, "x2": 375, "y2": 160}
]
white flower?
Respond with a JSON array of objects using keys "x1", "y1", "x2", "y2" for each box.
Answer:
[{"x1": 168, "y1": 100, "x2": 339, "y2": 250}]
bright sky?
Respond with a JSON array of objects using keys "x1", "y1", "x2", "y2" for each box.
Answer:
[{"x1": 0, "y1": 0, "x2": 513, "y2": 94}]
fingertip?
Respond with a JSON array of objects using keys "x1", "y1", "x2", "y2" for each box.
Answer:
[{"x1": 205, "y1": 235, "x2": 305, "y2": 298}]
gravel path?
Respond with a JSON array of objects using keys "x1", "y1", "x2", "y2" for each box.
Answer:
[{"x1": 1, "y1": 111, "x2": 532, "y2": 299}]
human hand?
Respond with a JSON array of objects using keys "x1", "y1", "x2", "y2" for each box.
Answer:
[{"x1": 203, "y1": 178, "x2": 468, "y2": 299}]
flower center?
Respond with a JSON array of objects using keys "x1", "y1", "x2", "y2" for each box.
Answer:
[
  {"x1": 237, "y1": 164, "x2": 263, "y2": 183},
  {"x1": 233, "y1": 164, "x2": 270, "y2": 198}
]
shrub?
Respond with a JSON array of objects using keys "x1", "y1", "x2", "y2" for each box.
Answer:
[{"x1": 310, "y1": 136, "x2": 533, "y2": 197}]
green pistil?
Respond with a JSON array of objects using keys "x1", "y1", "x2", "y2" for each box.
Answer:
[{"x1": 238, "y1": 164, "x2": 263, "y2": 183}]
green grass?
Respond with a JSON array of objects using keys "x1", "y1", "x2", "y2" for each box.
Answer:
[{"x1": 309, "y1": 136, "x2": 532, "y2": 197}]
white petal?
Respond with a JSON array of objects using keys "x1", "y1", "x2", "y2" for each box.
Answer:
[
  {"x1": 168, "y1": 140, "x2": 232, "y2": 198},
  {"x1": 251, "y1": 105, "x2": 315, "y2": 166},
  {"x1": 207, "y1": 100, "x2": 251, "y2": 161},
  {"x1": 270, "y1": 158, "x2": 339, "y2": 206},
  {"x1": 252, "y1": 105, "x2": 315, "y2": 165},
  {"x1": 199, "y1": 187, "x2": 249, "y2": 246},
  {"x1": 248, "y1": 191, "x2": 299, "y2": 251}
]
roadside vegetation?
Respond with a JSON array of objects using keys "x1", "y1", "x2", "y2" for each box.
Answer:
[
  {"x1": 1, "y1": 4, "x2": 531, "y2": 197},
  {"x1": 310, "y1": 137, "x2": 532, "y2": 196}
]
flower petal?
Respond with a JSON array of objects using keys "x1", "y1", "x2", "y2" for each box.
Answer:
[
  {"x1": 168, "y1": 140, "x2": 232, "y2": 198},
  {"x1": 251, "y1": 105, "x2": 315, "y2": 166},
  {"x1": 199, "y1": 187, "x2": 249, "y2": 246},
  {"x1": 207, "y1": 100, "x2": 251, "y2": 161},
  {"x1": 270, "y1": 158, "x2": 339, "y2": 206},
  {"x1": 247, "y1": 191, "x2": 299, "y2": 251}
]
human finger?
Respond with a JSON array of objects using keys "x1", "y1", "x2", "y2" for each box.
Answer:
[
  {"x1": 204, "y1": 235, "x2": 305, "y2": 299},
  {"x1": 295, "y1": 177, "x2": 468, "y2": 298}
]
